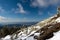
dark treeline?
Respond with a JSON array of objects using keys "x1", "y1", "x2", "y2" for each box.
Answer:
[{"x1": 0, "y1": 25, "x2": 28, "y2": 38}]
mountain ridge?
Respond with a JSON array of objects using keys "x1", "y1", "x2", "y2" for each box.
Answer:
[{"x1": 1, "y1": 7, "x2": 60, "y2": 40}]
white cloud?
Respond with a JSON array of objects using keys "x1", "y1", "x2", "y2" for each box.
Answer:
[
  {"x1": 13, "y1": 3, "x2": 26, "y2": 14},
  {"x1": 48, "y1": 12, "x2": 54, "y2": 16},
  {"x1": 0, "y1": 7, "x2": 6, "y2": 13},
  {"x1": 38, "y1": 11, "x2": 43, "y2": 15},
  {"x1": 31, "y1": 0, "x2": 60, "y2": 7},
  {"x1": 0, "y1": 16, "x2": 32, "y2": 23},
  {"x1": 31, "y1": 0, "x2": 47, "y2": 7},
  {"x1": 49, "y1": 0, "x2": 59, "y2": 5},
  {"x1": 0, "y1": 16, "x2": 6, "y2": 20},
  {"x1": 0, "y1": 16, "x2": 8, "y2": 23},
  {"x1": 0, "y1": 6, "x2": 10, "y2": 14},
  {"x1": 0, "y1": 16, "x2": 38, "y2": 24},
  {"x1": 0, "y1": 17, "x2": 21, "y2": 23}
]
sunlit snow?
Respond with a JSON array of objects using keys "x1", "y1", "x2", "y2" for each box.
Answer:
[
  {"x1": 55, "y1": 17, "x2": 60, "y2": 23},
  {"x1": 47, "y1": 31, "x2": 60, "y2": 40}
]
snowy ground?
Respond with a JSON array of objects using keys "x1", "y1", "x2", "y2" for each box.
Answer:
[
  {"x1": 1, "y1": 30, "x2": 60, "y2": 40},
  {"x1": 47, "y1": 31, "x2": 60, "y2": 40},
  {"x1": 1, "y1": 35, "x2": 11, "y2": 40}
]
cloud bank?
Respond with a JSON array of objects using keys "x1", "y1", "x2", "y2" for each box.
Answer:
[{"x1": 31, "y1": 0, "x2": 60, "y2": 7}]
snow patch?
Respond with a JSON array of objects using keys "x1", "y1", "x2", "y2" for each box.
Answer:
[
  {"x1": 47, "y1": 31, "x2": 60, "y2": 40},
  {"x1": 34, "y1": 33, "x2": 40, "y2": 36},
  {"x1": 55, "y1": 17, "x2": 60, "y2": 23},
  {"x1": 1, "y1": 35, "x2": 11, "y2": 40}
]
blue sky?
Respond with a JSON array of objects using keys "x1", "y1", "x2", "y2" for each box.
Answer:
[{"x1": 0, "y1": 0, "x2": 60, "y2": 23}]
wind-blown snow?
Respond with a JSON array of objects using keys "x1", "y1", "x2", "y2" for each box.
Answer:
[{"x1": 47, "y1": 31, "x2": 60, "y2": 40}]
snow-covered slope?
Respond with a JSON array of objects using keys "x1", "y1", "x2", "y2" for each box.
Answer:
[
  {"x1": 0, "y1": 26, "x2": 41, "y2": 40},
  {"x1": 37, "y1": 15, "x2": 57, "y2": 27},
  {"x1": 1, "y1": 9, "x2": 60, "y2": 40}
]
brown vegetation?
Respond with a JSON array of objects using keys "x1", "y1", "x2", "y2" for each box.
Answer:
[{"x1": 0, "y1": 26, "x2": 21, "y2": 38}]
